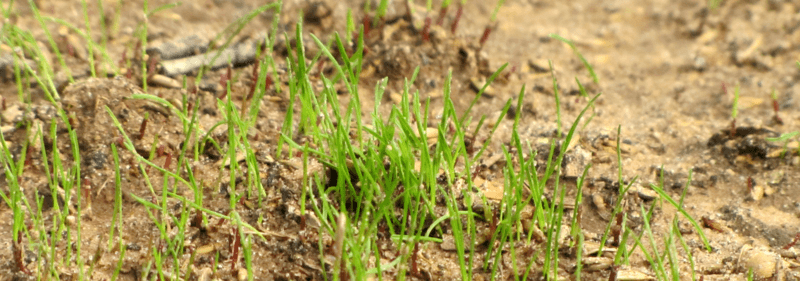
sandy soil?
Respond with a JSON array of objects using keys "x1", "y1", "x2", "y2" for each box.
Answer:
[{"x1": 1, "y1": 0, "x2": 799, "y2": 280}]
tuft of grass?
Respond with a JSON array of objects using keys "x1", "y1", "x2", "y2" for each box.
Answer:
[
  {"x1": 766, "y1": 131, "x2": 799, "y2": 158},
  {"x1": 0, "y1": 1, "x2": 713, "y2": 279}
]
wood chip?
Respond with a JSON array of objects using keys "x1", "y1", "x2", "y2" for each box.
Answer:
[
  {"x1": 196, "y1": 244, "x2": 217, "y2": 255},
  {"x1": 147, "y1": 35, "x2": 209, "y2": 60},
  {"x1": 148, "y1": 74, "x2": 182, "y2": 89},
  {"x1": 616, "y1": 267, "x2": 654, "y2": 281},
  {"x1": 160, "y1": 41, "x2": 258, "y2": 77}
]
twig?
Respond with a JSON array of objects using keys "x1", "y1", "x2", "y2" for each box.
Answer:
[{"x1": 146, "y1": 35, "x2": 208, "y2": 60}]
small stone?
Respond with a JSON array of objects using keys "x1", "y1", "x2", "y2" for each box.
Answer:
[
  {"x1": 557, "y1": 224, "x2": 571, "y2": 247},
  {"x1": 3, "y1": 104, "x2": 26, "y2": 124},
  {"x1": 562, "y1": 145, "x2": 591, "y2": 179},
  {"x1": 389, "y1": 92, "x2": 402, "y2": 104},
  {"x1": 749, "y1": 184, "x2": 764, "y2": 201},
  {"x1": 692, "y1": 55, "x2": 706, "y2": 71},
  {"x1": 768, "y1": 170, "x2": 784, "y2": 185},
  {"x1": 582, "y1": 256, "x2": 613, "y2": 271},
  {"x1": 469, "y1": 77, "x2": 496, "y2": 97},
  {"x1": 126, "y1": 243, "x2": 142, "y2": 251},
  {"x1": 305, "y1": 212, "x2": 320, "y2": 230},
  {"x1": 636, "y1": 185, "x2": 659, "y2": 201},
  {"x1": 1, "y1": 125, "x2": 16, "y2": 134},
  {"x1": 475, "y1": 176, "x2": 503, "y2": 201},
  {"x1": 763, "y1": 185, "x2": 775, "y2": 196},
  {"x1": 740, "y1": 246, "x2": 778, "y2": 280},
  {"x1": 148, "y1": 74, "x2": 182, "y2": 89},
  {"x1": 197, "y1": 267, "x2": 213, "y2": 281},
  {"x1": 592, "y1": 193, "x2": 607, "y2": 213},
  {"x1": 527, "y1": 58, "x2": 550, "y2": 73}
]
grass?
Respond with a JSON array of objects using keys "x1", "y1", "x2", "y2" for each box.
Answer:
[
  {"x1": 0, "y1": 0, "x2": 714, "y2": 280},
  {"x1": 729, "y1": 82, "x2": 740, "y2": 137},
  {"x1": 765, "y1": 61, "x2": 800, "y2": 155}
]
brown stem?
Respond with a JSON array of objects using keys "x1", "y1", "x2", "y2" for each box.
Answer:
[
  {"x1": 451, "y1": 4, "x2": 463, "y2": 34},
  {"x1": 436, "y1": 6, "x2": 448, "y2": 26},
  {"x1": 243, "y1": 61, "x2": 260, "y2": 114},
  {"x1": 14, "y1": 235, "x2": 30, "y2": 274},
  {"x1": 24, "y1": 144, "x2": 33, "y2": 168},
  {"x1": 362, "y1": 16, "x2": 372, "y2": 39},
  {"x1": 410, "y1": 242, "x2": 420, "y2": 276},
  {"x1": 264, "y1": 75, "x2": 273, "y2": 93},
  {"x1": 138, "y1": 115, "x2": 148, "y2": 140},
  {"x1": 219, "y1": 65, "x2": 232, "y2": 99},
  {"x1": 773, "y1": 100, "x2": 783, "y2": 124},
  {"x1": 479, "y1": 25, "x2": 493, "y2": 47},
  {"x1": 82, "y1": 178, "x2": 91, "y2": 202},
  {"x1": 119, "y1": 49, "x2": 127, "y2": 70},
  {"x1": 164, "y1": 153, "x2": 172, "y2": 170},
  {"x1": 783, "y1": 232, "x2": 800, "y2": 250},
  {"x1": 147, "y1": 55, "x2": 158, "y2": 78},
  {"x1": 611, "y1": 212, "x2": 623, "y2": 246},
  {"x1": 231, "y1": 227, "x2": 240, "y2": 271},
  {"x1": 156, "y1": 145, "x2": 166, "y2": 158},
  {"x1": 422, "y1": 17, "x2": 432, "y2": 41}
]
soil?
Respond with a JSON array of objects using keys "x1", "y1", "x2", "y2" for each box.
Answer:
[{"x1": 1, "y1": 0, "x2": 800, "y2": 280}]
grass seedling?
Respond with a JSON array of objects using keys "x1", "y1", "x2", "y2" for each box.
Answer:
[
  {"x1": 80, "y1": 0, "x2": 96, "y2": 77},
  {"x1": 765, "y1": 131, "x2": 798, "y2": 158},
  {"x1": 96, "y1": 0, "x2": 109, "y2": 76},
  {"x1": 139, "y1": 0, "x2": 149, "y2": 91},
  {"x1": 479, "y1": 0, "x2": 507, "y2": 47},
  {"x1": 193, "y1": 3, "x2": 279, "y2": 83},
  {"x1": 764, "y1": 62, "x2": 800, "y2": 156},
  {"x1": 550, "y1": 33, "x2": 600, "y2": 84},
  {"x1": 139, "y1": 112, "x2": 149, "y2": 140},
  {"x1": 375, "y1": 0, "x2": 389, "y2": 21},
  {"x1": 597, "y1": 126, "x2": 637, "y2": 255},
  {"x1": 727, "y1": 82, "x2": 740, "y2": 138},
  {"x1": 575, "y1": 78, "x2": 597, "y2": 130},
  {"x1": 770, "y1": 88, "x2": 783, "y2": 125},
  {"x1": 28, "y1": 0, "x2": 73, "y2": 87},
  {"x1": 436, "y1": 0, "x2": 453, "y2": 26},
  {"x1": 450, "y1": 1, "x2": 465, "y2": 33},
  {"x1": 549, "y1": 60, "x2": 562, "y2": 138},
  {"x1": 4, "y1": 7, "x2": 90, "y2": 280},
  {"x1": 422, "y1": 0, "x2": 434, "y2": 42},
  {"x1": 649, "y1": 172, "x2": 711, "y2": 252},
  {"x1": 346, "y1": 9, "x2": 356, "y2": 43},
  {"x1": 219, "y1": 64, "x2": 232, "y2": 99}
]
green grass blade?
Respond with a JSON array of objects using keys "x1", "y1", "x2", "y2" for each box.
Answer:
[{"x1": 549, "y1": 33, "x2": 599, "y2": 84}]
